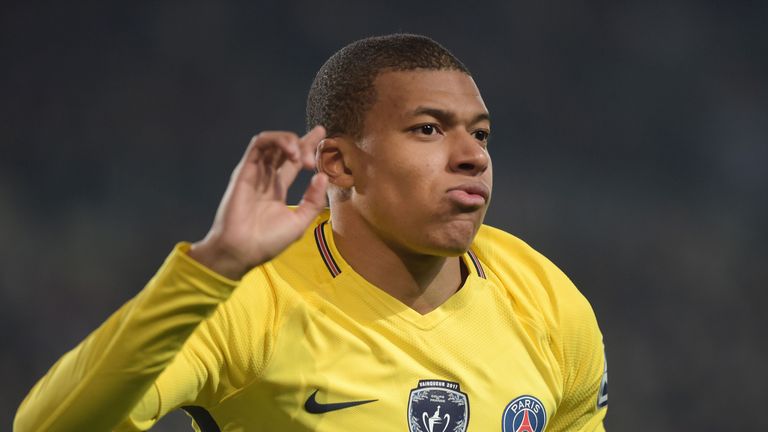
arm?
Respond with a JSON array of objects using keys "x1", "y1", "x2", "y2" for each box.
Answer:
[
  {"x1": 524, "y1": 250, "x2": 608, "y2": 432},
  {"x1": 14, "y1": 245, "x2": 238, "y2": 432},
  {"x1": 14, "y1": 127, "x2": 329, "y2": 432},
  {"x1": 537, "y1": 256, "x2": 608, "y2": 432},
  {"x1": 549, "y1": 307, "x2": 608, "y2": 432}
]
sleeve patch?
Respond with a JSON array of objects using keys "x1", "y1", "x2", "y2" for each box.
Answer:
[{"x1": 597, "y1": 350, "x2": 608, "y2": 408}]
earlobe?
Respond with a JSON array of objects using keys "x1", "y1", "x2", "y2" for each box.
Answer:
[{"x1": 317, "y1": 137, "x2": 354, "y2": 189}]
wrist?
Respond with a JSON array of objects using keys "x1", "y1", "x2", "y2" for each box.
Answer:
[{"x1": 188, "y1": 240, "x2": 250, "y2": 281}]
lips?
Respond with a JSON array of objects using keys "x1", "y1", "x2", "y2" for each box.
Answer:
[{"x1": 446, "y1": 183, "x2": 491, "y2": 208}]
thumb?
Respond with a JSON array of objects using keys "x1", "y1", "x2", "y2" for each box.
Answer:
[{"x1": 293, "y1": 173, "x2": 329, "y2": 226}]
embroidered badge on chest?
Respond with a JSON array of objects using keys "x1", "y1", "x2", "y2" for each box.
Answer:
[
  {"x1": 407, "y1": 379, "x2": 469, "y2": 432},
  {"x1": 502, "y1": 395, "x2": 547, "y2": 432}
]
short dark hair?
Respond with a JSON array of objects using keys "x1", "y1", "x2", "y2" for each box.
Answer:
[{"x1": 306, "y1": 34, "x2": 470, "y2": 138}]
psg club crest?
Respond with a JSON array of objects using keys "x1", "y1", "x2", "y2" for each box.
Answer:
[
  {"x1": 407, "y1": 379, "x2": 469, "y2": 432},
  {"x1": 502, "y1": 395, "x2": 547, "y2": 432}
]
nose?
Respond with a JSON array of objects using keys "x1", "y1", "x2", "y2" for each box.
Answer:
[{"x1": 449, "y1": 132, "x2": 490, "y2": 176}]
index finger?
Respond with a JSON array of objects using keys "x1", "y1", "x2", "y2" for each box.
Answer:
[{"x1": 298, "y1": 125, "x2": 326, "y2": 168}]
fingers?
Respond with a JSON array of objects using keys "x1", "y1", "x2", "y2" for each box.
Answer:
[
  {"x1": 275, "y1": 125, "x2": 327, "y2": 186},
  {"x1": 240, "y1": 126, "x2": 325, "y2": 171},
  {"x1": 294, "y1": 173, "x2": 329, "y2": 225},
  {"x1": 236, "y1": 131, "x2": 302, "y2": 188},
  {"x1": 242, "y1": 126, "x2": 325, "y2": 168},
  {"x1": 238, "y1": 127, "x2": 325, "y2": 189},
  {"x1": 244, "y1": 131, "x2": 301, "y2": 165},
  {"x1": 298, "y1": 125, "x2": 326, "y2": 168}
]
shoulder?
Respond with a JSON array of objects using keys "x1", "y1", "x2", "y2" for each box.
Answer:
[
  {"x1": 234, "y1": 209, "x2": 336, "y2": 308},
  {"x1": 472, "y1": 224, "x2": 605, "y2": 394},
  {"x1": 470, "y1": 224, "x2": 600, "y2": 338},
  {"x1": 470, "y1": 224, "x2": 583, "y2": 305}
]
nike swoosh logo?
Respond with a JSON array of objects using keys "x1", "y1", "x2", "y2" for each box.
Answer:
[{"x1": 304, "y1": 389, "x2": 377, "y2": 414}]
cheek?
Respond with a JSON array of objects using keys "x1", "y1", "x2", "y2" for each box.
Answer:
[
  {"x1": 362, "y1": 140, "x2": 447, "y2": 203},
  {"x1": 486, "y1": 158, "x2": 494, "y2": 188},
  {"x1": 389, "y1": 160, "x2": 441, "y2": 198}
]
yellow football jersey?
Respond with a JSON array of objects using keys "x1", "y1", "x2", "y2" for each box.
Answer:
[{"x1": 15, "y1": 210, "x2": 607, "y2": 432}]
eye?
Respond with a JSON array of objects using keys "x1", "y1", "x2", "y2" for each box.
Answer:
[
  {"x1": 419, "y1": 124, "x2": 438, "y2": 135},
  {"x1": 409, "y1": 124, "x2": 444, "y2": 139},
  {"x1": 473, "y1": 130, "x2": 490, "y2": 142}
]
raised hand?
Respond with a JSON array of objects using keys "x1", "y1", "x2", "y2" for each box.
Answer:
[{"x1": 188, "y1": 126, "x2": 329, "y2": 280}]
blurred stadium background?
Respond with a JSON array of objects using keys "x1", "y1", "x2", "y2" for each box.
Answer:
[{"x1": 1, "y1": 1, "x2": 766, "y2": 430}]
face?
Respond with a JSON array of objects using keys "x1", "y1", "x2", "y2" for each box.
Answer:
[{"x1": 346, "y1": 69, "x2": 493, "y2": 256}]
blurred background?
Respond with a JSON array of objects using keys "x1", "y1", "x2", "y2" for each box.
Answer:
[{"x1": 2, "y1": 1, "x2": 766, "y2": 430}]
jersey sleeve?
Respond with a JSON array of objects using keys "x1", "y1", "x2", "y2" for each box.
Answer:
[
  {"x1": 544, "y1": 261, "x2": 608, "y2": 432},
  {"x1": 124, "y1": 257, "x2": 281, "y2": 430},
  {"x1": 14, "y1": 243, "x2": 239, "y2": 432}
]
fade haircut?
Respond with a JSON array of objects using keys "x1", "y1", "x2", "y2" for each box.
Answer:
[{"x1": 306, "y1": 34, "x2": 470, "y2": 139}]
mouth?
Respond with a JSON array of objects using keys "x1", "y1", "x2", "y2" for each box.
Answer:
[{"x1": 446, "y1": 183, "x2": 491, "y2": 209}]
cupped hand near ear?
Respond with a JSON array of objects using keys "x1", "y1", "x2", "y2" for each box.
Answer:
[{"x1": 189, "y1": 126, "x2": 329, "y2": 280}]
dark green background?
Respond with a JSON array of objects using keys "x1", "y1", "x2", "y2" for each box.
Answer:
[{"x1": 2, "y1": 1, "x2": 766, "y2": 430}]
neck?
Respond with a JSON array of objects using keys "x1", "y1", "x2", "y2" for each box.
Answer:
[{"x1": 331, "y1": 208, "x2": 465, "y2": 315}]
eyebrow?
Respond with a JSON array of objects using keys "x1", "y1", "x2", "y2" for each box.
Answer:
[{"x1": 407, "y1": 106, "x2": 490, "y2": 127}]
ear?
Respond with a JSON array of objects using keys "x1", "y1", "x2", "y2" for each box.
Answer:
[{"x1": 316, "y1": 137, "x2": 355, "y2": 189}]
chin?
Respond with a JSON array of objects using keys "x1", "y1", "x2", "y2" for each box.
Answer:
[
  {"x1": 421, "y1": 222, "x2": 479, "y2": 256},
  {"x1": 425, "y1": 241, "x2": 475, "y2": 258}
]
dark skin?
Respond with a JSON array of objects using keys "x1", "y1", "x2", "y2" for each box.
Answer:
[
  {"x1": 190, "y1": 69, "x2": 492, "y2": 314},
  {"x1": 188, "y1": 127, "x2": 330, "y2": 279}
]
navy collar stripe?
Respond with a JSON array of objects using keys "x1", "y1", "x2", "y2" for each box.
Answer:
[
  {"x1": 314, "y1": 221, "x2": 341, "y2": 277},
  {"x1": 467, "y1": 249, "x2": 486, "y2": 279},
  {"x1": 314, "y1": 221, "x2": 485, "y2": 280}
]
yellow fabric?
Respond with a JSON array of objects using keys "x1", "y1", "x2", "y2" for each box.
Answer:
[
  {"x1": 15, "y1": 210, "x2": 607, "y2": 431},
  {"x1": 14, "y1": 243, "x2": 238, "y2": 432}
]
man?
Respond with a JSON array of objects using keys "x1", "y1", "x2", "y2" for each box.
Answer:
[{"x1": 15, "y1": 34, "x2": 607, "y2": 431}]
